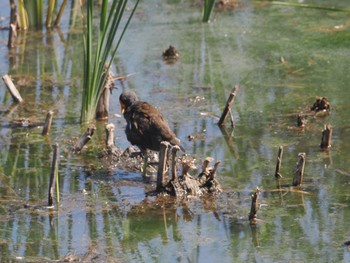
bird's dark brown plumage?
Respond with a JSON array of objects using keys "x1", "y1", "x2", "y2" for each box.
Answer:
[{"x1": 119, "y1": 91, "x2": 184, "y2": 153}]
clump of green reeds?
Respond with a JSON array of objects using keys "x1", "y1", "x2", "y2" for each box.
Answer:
[
  {"x1": 17, "y1": 0, "x2": 68, "y2": 29},
  {"x1": 80, "y1": 0, "x2": 139, "y2": 124}
]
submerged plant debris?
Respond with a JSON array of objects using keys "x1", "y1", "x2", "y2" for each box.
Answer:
[
  {"x1": 162, "y1": 45, "x2": 179, "y2": 63},
  {"x1": 311, "y1": 96, "x2": 331, "y2": 112}
]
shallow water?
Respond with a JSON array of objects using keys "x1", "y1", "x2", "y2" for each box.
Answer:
[{"x1": 1, "y1": 0, "x2": 350, "y2": 262}]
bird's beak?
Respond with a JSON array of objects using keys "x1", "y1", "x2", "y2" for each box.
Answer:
[{"x1": 120, "y1": 100, "x2": 125, "y2": 114}]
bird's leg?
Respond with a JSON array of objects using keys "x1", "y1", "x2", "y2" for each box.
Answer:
[{"x1": 141, "y1": 149, "x2": 148, "y2": 177}]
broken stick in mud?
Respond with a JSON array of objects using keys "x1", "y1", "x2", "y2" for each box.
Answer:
[
  {"x1": 218, "y1": 85, "x2": 239, "y2": 127},
  {"x1": 72, "y1": 124, "x2": 96, "y2": 153},
  {"x1": 275, "y1": 146, "x2": 283, "y2": 179}
]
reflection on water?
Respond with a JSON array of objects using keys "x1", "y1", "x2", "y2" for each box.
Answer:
[{"x1": 1, "y1": 0, "x2": 350, "y2": 262}]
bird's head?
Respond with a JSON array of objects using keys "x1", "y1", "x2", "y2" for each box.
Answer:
[{"x1": 119, "y1": 91, "x2": 138, "y2": 114}]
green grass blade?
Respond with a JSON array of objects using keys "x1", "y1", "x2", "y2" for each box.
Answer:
[
  {"x1": 203, "y1": 0, "x2": 215, "y2": 22},
  {"x1": 46, "y1": 0, "x2": 56, "y2": 28},
  {"x1": 100, "y1": 0, "x2": 108, "y2": 32}
]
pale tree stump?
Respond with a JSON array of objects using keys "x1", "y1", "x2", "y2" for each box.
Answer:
[{"x1": 105, "y1": 123, "x2": 115, "y2": 148}]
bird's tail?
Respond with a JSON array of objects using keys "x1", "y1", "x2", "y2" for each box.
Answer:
[{"x1": 179, "y1": 145, "x2": 186, "y2": 152}]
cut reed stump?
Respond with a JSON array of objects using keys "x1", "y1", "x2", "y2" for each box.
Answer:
[
  {"x1": 320, "y1": 124, "x2": 332, "y2": 149},
  {"x1": 249, "y1": 186, "x2": 261, "y2": 225},
  {"x1": 171, "y1": 146, "x2": 180, "y2": 181},
  {"x1": 157, "y1": 141, "x2": 170, "y2": 191},
  {"x1": 99, "y1": 123, "x2": 122, "y2": 162},
  {"x1": 274, "y1": 146, "x2": 283, "y2": 179},
  {"x1": 48, "y1": 143, "x2": 59, "y2": 207},
  {"x1": 42, "y1": 111, "x2": 54, "y2": 136},
  {"x1": 8, "y1": 0, "x2": 18, "y2": 48},
  {"x1": 297, "y1": 114, "x2": 306, "y2": 127},
  {"x1": 292, "y1": 153, "x2": 306, "y2": 187},
  {"x1": 72, "y1": 124, "x2": 96, "y2": 153},
  {"x1": 96, "y1": 68, "x2": 115, "y2": 120},
  {"x1": 218, "y1": 85, "x2": 239, "y2": 127},
  {"x1": 105, "y1": 123, "x2": 115, "y2": 148},
  {"x1": 2, "y1": 74, "x2": 23, "y2": 103}
]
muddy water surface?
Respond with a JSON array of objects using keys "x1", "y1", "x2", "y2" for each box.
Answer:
[{"x1": 1, "y1": 1, "x2": 350, "y2": 262}]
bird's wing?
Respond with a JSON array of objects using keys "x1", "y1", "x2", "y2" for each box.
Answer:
[
  {"x1": 147, "y1": 106, "x2": 181, "y2": 145},
  {"x1": 129, "y1": 101, "x2": 183, "y2": 149}
]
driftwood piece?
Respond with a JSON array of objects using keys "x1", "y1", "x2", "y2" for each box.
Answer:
[
  {"x1": 218, "y1": 85, "x2": 239, "y2": 127},
  {"x1": 105, "y1": 123, "x2": 115, "y2": 148},
  {"x1": 48, "y1": 143, "x2": 59, "y2": 207},
  {"x1": 157, "y1": 141, "x2": 170, "y2": 191},
  {"x1": 72, "y1": 125, "x2": 96, "y2": 153},
  {"x1": 274, "y1": 146, "x2": 283, "y2": 178},
  {"x1": 2, "y1": 74, "x2": 23, "y2": 103},
  {"x1": 42, "y1": 111, "x2": 54, "y2": 136},
  {"x1": 320, "y1": 124, "x2": 332, "y2": 149},
  {"x1": 8, "y1": 0, "x2": 18, "y2": 48},
  {"x1": 292, "y1": 153, "x2": 306, "y2": 187},
  {"x1": 249, "y1": 186, "x2": 260, "y2": 225}
]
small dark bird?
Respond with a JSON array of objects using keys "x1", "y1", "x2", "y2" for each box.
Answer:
[{"x1": 119, "y1": 91, "x2": 184, "y2": 154}]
